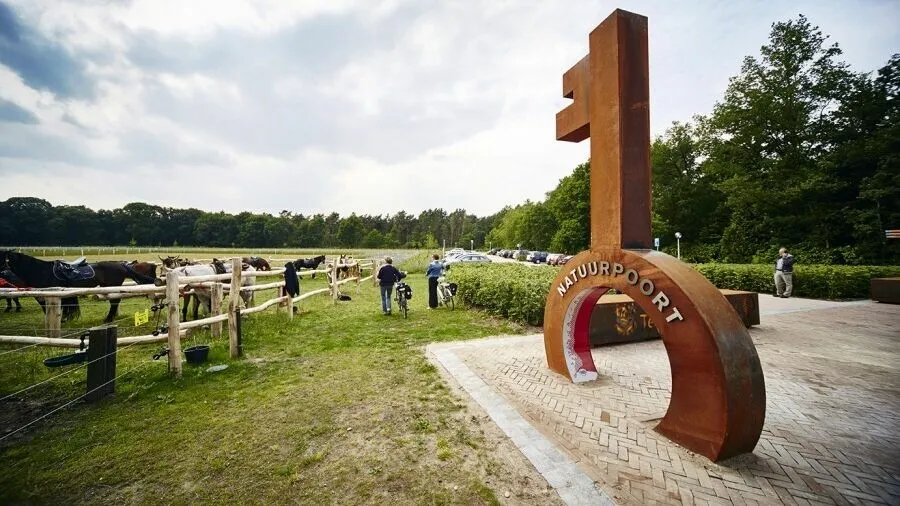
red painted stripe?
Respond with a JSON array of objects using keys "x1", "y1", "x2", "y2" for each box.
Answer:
[{"x1": 572, "y1": 287, "x2": 608, "y2": 373}]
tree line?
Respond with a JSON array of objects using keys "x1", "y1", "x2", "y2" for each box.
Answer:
[
  {"x1": 0, "y1": 197, "x2": 498, "y2": 250},
  {"x1": 486, "y1": 15, "x2": 899, "y2": 265}
]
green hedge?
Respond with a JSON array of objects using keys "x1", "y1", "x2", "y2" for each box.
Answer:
[
  {"x1": 447, "y1": 264, "x2": 555, "y2": 326},
  {"x1": 449, "y1": 262, "x2": 900, "y2": 326},
  {"x1": 694, "y1": 264, "x2": 900, "y2": 300}
]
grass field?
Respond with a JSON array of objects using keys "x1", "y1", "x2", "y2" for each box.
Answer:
[{"x1": 0, "y1": 252, "x2": 554, "y2": 504}]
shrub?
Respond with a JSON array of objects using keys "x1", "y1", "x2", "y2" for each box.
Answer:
[
  {"x1": 695, "y1": 264, "x2": 900, "y2": 300},
  {"x1": 450, "y1": 262, "x2": 900, "y2": 326},
  {"x1": 447, "y1": 264, "x2": 556, "y2": 326}
]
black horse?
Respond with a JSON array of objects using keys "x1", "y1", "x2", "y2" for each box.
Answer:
[
  {"x1": 0, "y1": 250, "x2": 159, "y2": 323},
  {"x1": 292, "y1": 255, "x2": 327, "y2": 279},
  {"x1": 0, "y1": 269, "x2": 26, "y2": 312}
]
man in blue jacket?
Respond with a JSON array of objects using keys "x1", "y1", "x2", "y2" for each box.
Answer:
[
  {"x1": 774, "y1": 247, "x2": 795, "y2": 298},
  {"x1": 376, "y1": 256, "x2": 405, "y2": 315}
]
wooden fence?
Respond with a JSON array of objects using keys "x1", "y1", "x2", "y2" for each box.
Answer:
[{"x1": 0, "y1": 256, "x2": 376, "y2": 376}]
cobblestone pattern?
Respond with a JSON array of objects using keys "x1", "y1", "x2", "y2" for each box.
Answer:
[{"x1": 451, "y1": 302, "x2": 900, "y2": 505}]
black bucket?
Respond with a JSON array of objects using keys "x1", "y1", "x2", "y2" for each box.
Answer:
[{"x1": 184, "y1": 345, "x2": 210, "y2": 365}]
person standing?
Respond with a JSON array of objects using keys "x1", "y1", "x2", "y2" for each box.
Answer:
[
  {"x1": 426, "y1": 254, "x2": 444, "y2": 309},
  {"x1": 376, "y1": 256, "x2": 405, "y2": 315},
  {"x1": 773, "y1": 247, "x2": 795, "y2": 298}
]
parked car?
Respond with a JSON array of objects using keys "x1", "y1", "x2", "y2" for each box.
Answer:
[
  {"x1": 528, "y1": 251, "x2": 549, "y2": 264},
  {"x1": 487, "y1": 248, "x2": 500, "y2": 255},
  {"x1": 547, "y1": 253, "x2": 565, "y2": 265},
  {"x1": 444, "y1": 253, "x2": 492, "y2": 266},
  {"x1": 558, "y1": 255, "x2": 575, "y2": 265}
]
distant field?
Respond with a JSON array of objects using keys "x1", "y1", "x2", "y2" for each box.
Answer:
[{"x1": 9, "y1": 246, "x2": 426, "y2": 264}]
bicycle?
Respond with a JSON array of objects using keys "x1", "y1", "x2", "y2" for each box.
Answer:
[
  {"x1": 436, "y1": 276, "x2": 457, "y2": 310},
  {"x1": 394, "y1": 281, "x2": 412, "y2": 318}
]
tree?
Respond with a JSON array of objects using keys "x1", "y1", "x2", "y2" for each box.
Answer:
[
  {"x1": 0, "y1": 197, "x2": 53, "y2": 245},
  {"x1": 337, "y1": 215, "x2": 364, "y2": 247},
  {"x1": 703, "y1": 15, "x2": 856, "y2": 261},
  {"x1": 544, "y1": 162, "x2": 590, "y2": 252},
  {"x1": 651, "y1": 122, "x2": 728, "y2": 248}
]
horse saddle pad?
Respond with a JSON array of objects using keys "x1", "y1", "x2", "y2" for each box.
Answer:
[{"x1": 52, "y1": 260, "x2": 95, "y2": 282}]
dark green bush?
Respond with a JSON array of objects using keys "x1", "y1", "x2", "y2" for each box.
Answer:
[
  {"x1": 449, "y1": 262, "x2": 900, "y2": 326},
  {"x1": 694, "y1": 264, "x2": 900, "y2": 300},
  {"x1": 447, "y1": 264, "x2": 555, "y2": 326}
]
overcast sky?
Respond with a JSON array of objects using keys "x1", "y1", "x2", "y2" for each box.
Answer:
[{"x1": 1, "y1": 0, "x2": 898, "y2": 218}]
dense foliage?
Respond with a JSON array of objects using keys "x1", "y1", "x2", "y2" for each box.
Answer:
[
  {"x1": 0, "y1": 198, "x2": 497, "y2": 250},
  {"x1": 448, "y1": 264, "x2": 556, "y2": 326},
  {"x1": 449, "y1": 263, "x2": 900, "y2": 326},
  {"x1": 485, "y1": 16, "x2": 900, "y2": 265}
]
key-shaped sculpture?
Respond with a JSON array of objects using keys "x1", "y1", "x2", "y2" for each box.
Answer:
[{"x1": 545, "y1": 9, "x2": 766, "y2": 461}]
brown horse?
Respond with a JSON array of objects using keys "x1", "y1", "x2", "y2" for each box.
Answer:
[
  {"x1": 158, "y1": 255, "x2": 197, "y2": 270},
  {"x1": 242, "y1": 256, "x2": 271, "y2": 271}
]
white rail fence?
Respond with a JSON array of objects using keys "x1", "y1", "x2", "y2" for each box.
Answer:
[{"x1": 0, "y1": 256, "x2": 378, "y2": 376}]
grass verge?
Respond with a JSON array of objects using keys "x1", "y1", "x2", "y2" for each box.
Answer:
[{"x1": 0, "y1": 260, "x2": 548, "y2": 504}]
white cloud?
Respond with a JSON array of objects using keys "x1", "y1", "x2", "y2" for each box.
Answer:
[{"x1": 1, "y1": 0, "x2": 898, "y2": 217}]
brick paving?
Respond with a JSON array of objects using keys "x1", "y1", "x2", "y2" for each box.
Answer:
[{"x1": 431, "y1": 299, "x2": 900, "y2": 505}]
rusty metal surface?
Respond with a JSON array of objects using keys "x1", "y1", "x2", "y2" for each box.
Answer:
[{"x1": 544, "y1": 8, "x2": 766, "y2": 462}]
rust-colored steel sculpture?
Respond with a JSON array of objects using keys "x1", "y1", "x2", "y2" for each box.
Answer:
[{"x1": 544, "y1": 9, "x2": 766, "y2": 461}]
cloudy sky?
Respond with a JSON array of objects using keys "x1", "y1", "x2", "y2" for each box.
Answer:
[{"x1": 1, "y1": 0, "x2": 898, "y2": 218}]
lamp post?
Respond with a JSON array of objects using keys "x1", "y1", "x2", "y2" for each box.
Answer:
[
  {"x1": 470, "y1": 239, "x2": 474, "y2": 251},
  {"x1": 675, "y1": 232, "x2": 682, "y2": 260}
]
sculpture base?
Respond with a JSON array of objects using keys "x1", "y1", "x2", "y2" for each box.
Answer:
[
  {"x1": 590, "y1": 289, "x2": 759, "y2": 347},
  {"x1": 871, "y1": 278, "x2": 900, "y2": 304}
]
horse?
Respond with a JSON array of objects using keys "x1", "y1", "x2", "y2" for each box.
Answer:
[
  {"x1": 155, "y1": 261, "x2": 224, "y2": 321},
  {"x1": 124, "y1": 261, "x2": 158, "y2": 282},
  {"x1": 159, "y1": 256, "x2": 196, "y2": 271},
  {"x1": 292, "y1": 255, "x2": 326, "y2": 279},
  {"x1": 213, "y1": 258, "x2": 256, "y2": 309},
  {"x1": 242, "y1": 256, "x2": 271, "y2": 271},
  {"x1": 0, "y1": 250, "x2": 158, "y2": 323},
  {"x1": 336, "y1": 254, "x2": 353, "y2": 280},
  {"x1": 0, "y1": 269, "x2": 26, "y2": 312}
]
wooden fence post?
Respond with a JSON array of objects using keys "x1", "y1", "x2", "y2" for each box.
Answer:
[
  {"x1": 86, "y1": 325, "x2": 117, "y2": 402},
  {"x1": 211, "y1": 282, "x2": 223, "y2": 338},
  {"x1": 165, "y1": 271, "x2": 182, "y2": 376},
  {"x1": 228, "y1": 257, "x2": 242, "y2": 358},
  {"x1": 332, "y1": 260, "x2": 339, "y2": 305},
  {"x1": 45, "y1": 297, "x2": 61, "y2": 339}
]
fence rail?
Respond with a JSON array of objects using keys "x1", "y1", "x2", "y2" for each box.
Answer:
[{"x1": 0, "y1": 255, "x2": 378, "y2": 376}]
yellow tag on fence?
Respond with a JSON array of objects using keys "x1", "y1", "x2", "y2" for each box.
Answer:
[{"x1": 134, "y1": 308, "x2": 150, "y2": 326}]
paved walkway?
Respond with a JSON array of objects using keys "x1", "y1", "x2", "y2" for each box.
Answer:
[{"x1": 429, "y1": 298, "x2": 900, "y2": 505}]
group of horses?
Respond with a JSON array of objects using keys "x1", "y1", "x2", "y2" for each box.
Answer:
[{"x1": 0, "y1": 250, "x2": 336, "y2": 324}]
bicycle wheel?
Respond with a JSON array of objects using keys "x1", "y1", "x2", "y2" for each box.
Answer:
[
  {"x1": 401, "y1": 296, "x2": 408, "y2": 318},
  {"x1": 447, "y1": 294, "x2": 455, "y2": 311}
]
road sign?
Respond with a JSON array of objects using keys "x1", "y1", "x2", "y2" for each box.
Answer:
[{"x1": 654, "y1": 237, "x2": 660, "y2": 248}]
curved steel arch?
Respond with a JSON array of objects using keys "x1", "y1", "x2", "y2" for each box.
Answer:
[{"x1": 544, "y1": 249, "x2": 766, "y2": 461}]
